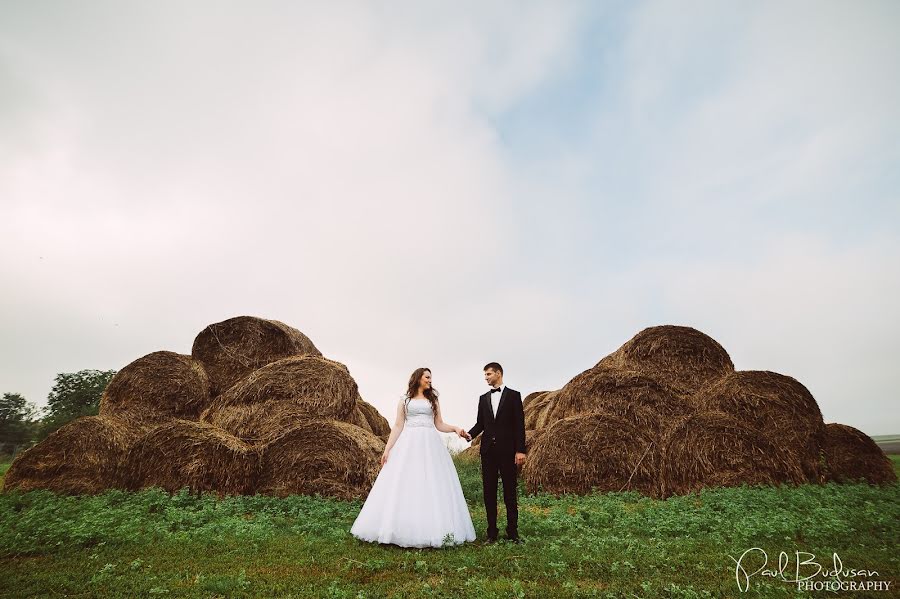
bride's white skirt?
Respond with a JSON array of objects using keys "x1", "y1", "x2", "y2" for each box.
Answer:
[{"x1": 350, "y1": 425, "x2": 476, "y2": 548}]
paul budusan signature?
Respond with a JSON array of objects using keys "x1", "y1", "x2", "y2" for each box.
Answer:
[{"x1": 729, "y1": 548, "x2": 889, "y2": 592}]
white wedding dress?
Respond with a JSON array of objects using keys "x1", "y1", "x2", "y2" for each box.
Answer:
[{"x1": 350, "y1": 399, "x2": 476, "y2": 548}]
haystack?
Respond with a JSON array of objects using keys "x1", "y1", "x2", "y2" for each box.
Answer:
[
  {"x1": 548, "y1": 369, "x2": 694, "y2": 436},
  {"x1": 524, "y1": 390, "x2": 559, "y2": 430},
  {"x1": 661, "y1": 411, "x2": 806, "y2": 497},
  {"x1": 523, "y1": 391, "x2": 550, "y2": 410},
  {"x1": 356, "y1": 399, "x2": 391, "y2": 440},
  {"x1": 599, "y1": 325, "x2": 734, "y2": 396},
  {"x1": 821, "y1": 423, "x2": 896, "y2": 485},
  {"x1": 119, "y1": 419, "x2": 259, "y2": 496},
  {"x1": 256, "y1": 420, "x2": 384, "y2": 500},
  {"x1": 695, "y1": 371, "x2": 825, "y2": 481},
  {"x1": 99, "y1": 351, "x2": 211, "y2": 424},
  {"x1": 2, "y1": 416, "x2": 140, "y2": 495},
  {"x1": 524, "y1": 412, "x2": 662, "y2": 497},
  {"x1": 192, "y1": 316, "x2": 322, "y2": 396},
  {"x1": 202, "y1": 356, "x2": 359, "y2": 423}
]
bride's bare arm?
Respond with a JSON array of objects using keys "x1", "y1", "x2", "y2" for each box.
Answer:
[
  {"x1": 433, "y1": 399, "x2": 466, "y2": 436},
  {"x1": 381, "y1": 400, "x2": 406, "y2": 464}
]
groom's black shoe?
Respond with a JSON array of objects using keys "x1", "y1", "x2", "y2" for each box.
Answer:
[
  {"x1": 483, "y1": 534, "x2": 498, "y2": 545},
  {"x1": 504, "y1": 534, "x2": 522, "y2": 544}
]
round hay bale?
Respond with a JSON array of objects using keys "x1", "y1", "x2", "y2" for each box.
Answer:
[
  {"x1": 524, "y1": 412, "x2": 662, "y2": 497},
  {"x1": 661, "y1": 411, "x2": 806, "y2": 497},
  {"x1": 549, "y1": 368, "x2": 694, "y2": 436},
  {"x1": 202, "y1": 356, "x2": 359, "y2": 422},
  {"x1": 257, "y1": 420, "x2": 384, "y2": 500},
  {"x1": 2, "y1": 416, "x2": 140, "y2": 495},
  {"x1": 600, "y1": 325, "x2": 735, "y2": 396},
  {"x1": 523, "y1": 390, "x2": 550, "y2": 410},
  {"x1": 821, "y1": 423, "x2": 896, "y2": 485},
  {"x1": 120, "y1": 419, "x2": 259, "y2": 496},
  {"x1": 202, "y1": 400, "x2": 318, "y2": 445},
  {"x1": 695, "y1": 371, "x2": 825, "y2": 481},
  {"x1": 356, "y1": 399, "x2": 391, "y2": 441},
  {"x1": 527, "y1": 390, "x2": 559, "y2": 430},
  {"x1": 192, "y1": 316, "x2": 322, "y2": 396},
  {"x1": 99, "y1": 351, "x2": 211, "y2": 424}
]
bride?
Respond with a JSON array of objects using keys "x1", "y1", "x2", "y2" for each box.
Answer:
[{"x1": 350, "y1": 367, "x2": 476, "y2": 548}]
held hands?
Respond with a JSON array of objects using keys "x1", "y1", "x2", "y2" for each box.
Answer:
[{"x1": 455, "y1": 427, "x2": 472, "y2": 442}]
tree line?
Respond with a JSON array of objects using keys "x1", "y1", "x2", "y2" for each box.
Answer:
[{"x1": 0, "y1": 369, "x2": 116, "y2": 458}]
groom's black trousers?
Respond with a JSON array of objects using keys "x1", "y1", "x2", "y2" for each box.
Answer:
[{"x1": 481, "y1": 442, "x2": 518, "y2": 538}]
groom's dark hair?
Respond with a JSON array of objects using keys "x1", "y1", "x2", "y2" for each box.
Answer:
[{"x1": 483, "y1": 362, "x2": 503, "y2": 375}]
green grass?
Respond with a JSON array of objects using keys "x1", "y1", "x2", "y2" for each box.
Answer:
[{"x1": 1, "y1": 456, "x2": 897, "y2": 598}]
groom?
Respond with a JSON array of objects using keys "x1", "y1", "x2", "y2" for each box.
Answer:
[{"x1": 465, "y1": 362, "x2": 526, "y2": 544}]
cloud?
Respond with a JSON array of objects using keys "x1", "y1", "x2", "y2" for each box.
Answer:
[{"x1": 1, "y1": 1, "x2": 897, "y2": 436}]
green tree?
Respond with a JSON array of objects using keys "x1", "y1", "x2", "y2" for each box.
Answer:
[
  {"x1": 0, "y1": 392, "x2": 38, "y2": 455},
  {"x1": 37, "y1": 369, "x2": 117, "y2": 441}
]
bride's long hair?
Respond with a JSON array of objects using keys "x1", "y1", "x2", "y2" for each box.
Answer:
[{"x1": 405, "y1": 367, "x2": 439, "y2": 413}]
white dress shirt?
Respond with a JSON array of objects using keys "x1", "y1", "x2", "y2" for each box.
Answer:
[{"x1": 490, "y1": 384, "x2": 505, "y2": 417}]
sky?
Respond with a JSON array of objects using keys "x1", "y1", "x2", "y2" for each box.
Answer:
[{"x1": 1, "y1": 0, "x2": 898, "y2": 440}]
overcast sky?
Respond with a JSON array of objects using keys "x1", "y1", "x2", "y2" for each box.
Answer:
[{"x1": 2, "y1": 0, "x2": 898, "y2": 437}]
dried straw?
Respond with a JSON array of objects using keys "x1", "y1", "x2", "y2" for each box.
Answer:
[
  {"x1": 548, "y1": 368, "x2": 694, "y2": 436},
  {"x1": 202, "y1": 356, "x2": 359, "y2": 423},
  {"x1": 256, "y1": 420, "x2": 384, "y2": 500},
  {"x1": 99, "y1": 351, "x2": 211, "y2": 424},
  {"x1": 821, "y1": 423, "x2": 897, "y2": 485},
  {"x1": 661, "y1": 411, "x2": 806, "y2": 497},
  {"x1": 192, "y1": 316, "x2": 322, "y2": 396},
  {"x1": 2, "y1": 416, "x2": 143, "y2": 495},
  {"x1": 695, "y1": 371, "x2": 825, "y2": 481},
  {"x1": 119, "y1": 419, "x2": 259, "y2": 496},
  {"x1": 599, "y1": 325, "x2": 734, "y2": 396},
  {"x1": 524, "y1": 412, "x2": 662, "y2": 498}
]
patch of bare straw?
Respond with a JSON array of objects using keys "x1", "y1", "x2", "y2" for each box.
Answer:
[
  {"x1": 256, "y1": 420, "x2": 385, "y2": 500},
  {"x1": 119, "y1": 419, "x2": 259, "y2": 497},
  {"x1": 98, "y1": 351, "x2": 211, "y2": 425},
  {"x1": 356, "y1": 399, "x2": 391, "y2": 441},
  {"x1": 2, "y1": 415, "x2": 142, "y2": 495},
  {"x1": 599, "y1": 325, "x2": 735, "y2": 396},
  {"x1": 524, "y1": 412, "x2": 662, "y2": 498},
  {"x1": 821, "y1": 423, "x2": 897, "y2": 485},
  {"x1": 202, "y1": 356, "x2": 359, "y2": 429},
  {"x1": 191, "y1": 315, "x2": 322, "y2": 396},
  {"x1": 660, "y1": 410, "x2": 806, "y2": 498},
  {"x1": 548, "y1": 368, "x2": 695, "y2": 437},
  {"x1": 694, "y1": 370, "x2": 826, "y2": 482}
]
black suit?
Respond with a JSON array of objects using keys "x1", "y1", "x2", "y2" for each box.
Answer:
[{"x1": 467, "y1": 387, "x2": 526, "y2": 539}]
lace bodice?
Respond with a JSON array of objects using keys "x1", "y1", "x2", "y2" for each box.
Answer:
[{"x1": 404, "y1": 399, "x2": 436, "y2": 428}]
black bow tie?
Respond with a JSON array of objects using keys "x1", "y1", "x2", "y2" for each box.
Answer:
[{"x1": 490, "y1": 387, "x2": 502, "y2": 394}]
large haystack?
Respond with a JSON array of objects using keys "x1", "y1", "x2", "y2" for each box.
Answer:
[
  {"x1": 821, "y1": 423, "x2": 897, "y2": 485},
  {"x1": 661, "y1": 411, "x2": 806, "y2": 497},
  {"x1": 192, "y1": 316, "x2": 322, "y2": 396},
  {"x1": 256, "y1": 420, "x2": 384, "y2": 500},
  {"x1": 99, "y1": 351, "x2": 211, "y2": 424},
  {"x1": 695, "y1": 371, "x2": 825, "y2": 481},
  {"x1": 524, "y1": 412, "x2": 662, "y2": 497},
  {"x1": 2, "y1": 416, "x2": 140, "y2": 495},
  {"x1": 599, "y1": 325, "x2": 734, "y2": 396},
  {"x1": 202, "y1": 356, "x2": 359, "y2": 422},
  {"x1": 548, "y1": 368, "x2": 694, "y2": 436},
  {"x1": 120, "y1": 419, "x2": 259, "y2": 496}
]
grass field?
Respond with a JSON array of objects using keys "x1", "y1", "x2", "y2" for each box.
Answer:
[{"x1": 1, "y1": 456, "x2": 897, "y2": 598}]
